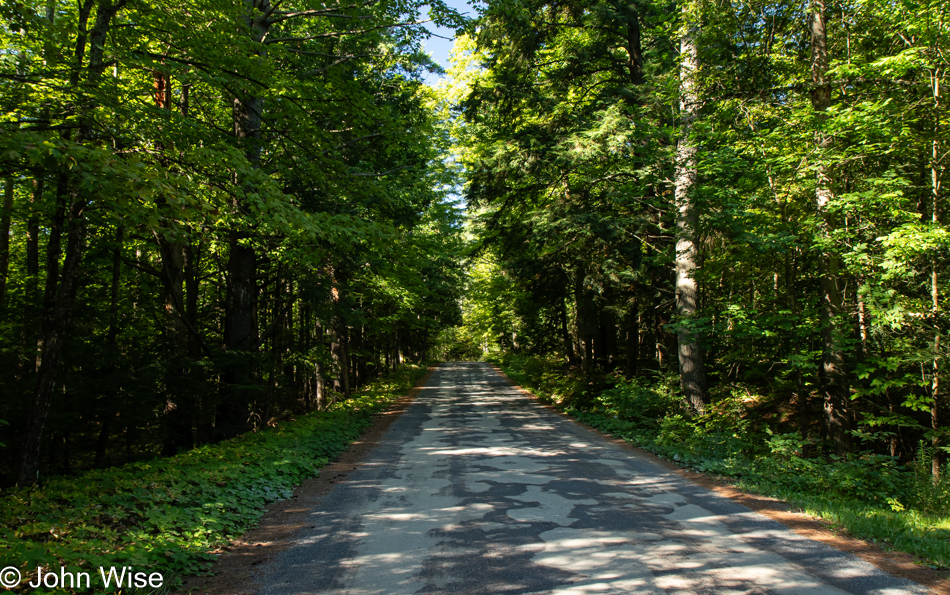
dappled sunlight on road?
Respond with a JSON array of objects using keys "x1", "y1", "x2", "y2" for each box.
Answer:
[
  {"x1": 426, "y1": 446, "x2": 566, "y2": 457},
  {"x1": 258, "y1": 362, "x2": 928, "y2": 595}
]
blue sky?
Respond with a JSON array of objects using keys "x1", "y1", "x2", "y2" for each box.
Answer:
[{"x1": 421, "y1": 1, "x2": 478, "y2": 84}]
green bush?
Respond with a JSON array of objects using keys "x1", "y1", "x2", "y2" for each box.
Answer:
[{"x1": 592, "y1": 379, "x2": 682, "y2": 431}]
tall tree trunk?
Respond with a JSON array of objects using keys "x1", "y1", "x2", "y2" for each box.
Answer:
[
  {"x1": 159, "y1": 232, "x2": 191, "y2": 452},
  {"x1": 598, "y1": 304, "x2": 617, "y2": 369},
  {"x1": 574, "y1": 265, "x2": 596, "y2": 371},
  {"x1": 385, "y1": 336, "x2": 392, "y2": 373},
  {"x1": 19, "y1": 197, "x2": 87, "y2": 486},
  {"x1": 356, "y1": 325, "x2": 367, "y2": 389},
  {"x1": 20, "y1": 175, "x2": 44, "y2": 376},
  {"x1": 0, "y1": 177, "x2": 13, "y2": 310},
  {"x1": 810, "y1": 0, "x2": 850, "y2": 452},
  {"x1": 624, "y1": 5, "x2": 644, "y2": 87},
  {"x1": 220, "y1": 239, "x2": 257, "y2": 436},
  {"x1": 184, "y1": 240, "x2": 200, "y2": 333},
  {"x1": 18, "y1": 0, "x2": 120, "y2": 486},
  {"x1": 331, "y1": 321, "x2": 350, "y2": 397},
  {"x1": 674, "y1": 13, "x2": 707, "y2": 414},
  {"x1": 623, "y1": 7, "x2": 645, "y2": 381},
  {"x1": 26, "y1": 177, "x2": 41, "y2": 293},
  {"x1": 220, "y1": 0, "x2": 270, "y2": 438},
  {"x1": 151, "y1": 69, "x2": 192, "y2": 454},
  {"x1": 561, "y1": 296, "x2": 577, "y2": 367},
  {"x1": 108, "y1": 227, "x2": 122, "y2": 345},
  {"x1": 931, "y1": 72, "x2": 943, "y2": 481},
  {"x1": 625, "y1": 298, "x2": 639, "y2": 378},
  {"x1": 94, "y1": 226, "x2": 123, "y2": 467},
  {"x1": 314, "y1": 318, "x2": 327, "y2": 410}
]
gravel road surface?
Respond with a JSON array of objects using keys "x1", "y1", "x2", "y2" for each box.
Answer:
[{"x1": 256, "y1": 362, "x2": 928, "y2": 595}]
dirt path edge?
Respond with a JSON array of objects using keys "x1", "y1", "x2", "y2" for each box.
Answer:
[
  {"x1": 177, "y1": 367, "x2": 437, "y2": 595},
  {"x1": 489, "y1": 363, "x2": 950, "y2": 595}
]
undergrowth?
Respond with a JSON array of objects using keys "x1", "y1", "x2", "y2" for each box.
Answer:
[
  {"x1": 491, "y1": 353, "x2": 950, "y2": 569},
  {"x1": 0, "y1": 364, "x2": 429, "y2": 593}
]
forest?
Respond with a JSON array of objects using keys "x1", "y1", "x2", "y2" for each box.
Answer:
[
  {"x1": 448, "y1": 0, "x2": 947, "y2": 473},
  {"x1": 1, "y1": 0, "x2": 949, "y2": 583},
  {"x1": 0, "y1": 0, "x2": 466, "y2": 487},
  {"x1": 441, "y1": 0, "x2": 949, "y2": 563}
]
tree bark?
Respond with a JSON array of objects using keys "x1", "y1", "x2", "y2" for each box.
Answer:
[
  {"x1": 674, "y1": 14, "x2": 708, "y2": 414},
  {"x1": 20, "y1": 175, "x2": 43, "y2": 371},
  {"x1": 356, "y1": 325, "x2": 367, "y2": 389},
  {"x1": 598, "y1": 305, "x2": 617, "y2": 369},
  {"x1": 19, "y1": 196, "x2": 87, "y2": 486},
  {"x1": 219, "y1": 239, "x2": 257, "y2": 437},
  {"x1": 810, "y1": 0, "x2": 850, "y2": 452},
  {"x1": 313, "y1": 317, "x2": 327, "y2": 410},
  {"x1": 624, "y1": 5, "x2": 644, "y2": 87},
  {"x1": 149, "y1": 69, "x2": 193, "y2": 454},
  {"x1": 93, "y1": 226, "x2": 123, "y2": 467},
  {"x1": 574, "y1": 264, "x2": 598, "y2": 371},
  {"x1": 931, "y1": 72, "x2": 942, "y2": 481},
  {"x1": 331, "y1": 321, "x2": 350, "y2": 397},
  {"x1": 26, "y1": 177, "x2": 41, "y2": 286},
  {"x1": 561, "y1": 296, "x2": 577, "y2": 367},
  {"x1": 159, "y1": 231, "x2": 191, "y2": 453},
  {"x1": 625, "y1": 298, "x2": 639, "y2": 378},
  {"x1": 0, "y1": 178, "x2": 13, "y2": 310},
  {"x1": 219, "y1": 0, "x2": 270, "y2": 438}
]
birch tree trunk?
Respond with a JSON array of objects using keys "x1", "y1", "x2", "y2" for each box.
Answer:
[{"x1": 674, "y1": 11, "x2": 707, "y2": 414}]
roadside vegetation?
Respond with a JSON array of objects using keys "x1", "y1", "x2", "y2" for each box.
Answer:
[
  {"x1": 492, "y1": 353, "x2": 950, "y2": 568},
  {"x1": 0, "y1": 364, "x2": 429, "y2": 592},
  {"x1": 436, "y1": 0, "x2": 950, "y2": 573}
]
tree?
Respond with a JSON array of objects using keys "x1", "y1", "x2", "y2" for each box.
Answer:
[
  {"x1": 451, "y1": 0, "x2": 949, "y2": 468},
  {"x1": 0, "y1": 0, "x2": 467, "y2": 485},
  {"x1": 673, "y1": 0, "x2": 707, "y2": 413}
]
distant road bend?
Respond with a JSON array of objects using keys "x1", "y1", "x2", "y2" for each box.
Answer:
[{"x1": 257, "y1": 362, "x2": 928, "y2": 595}]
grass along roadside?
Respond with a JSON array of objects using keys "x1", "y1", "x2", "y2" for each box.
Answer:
[
  {"x1": 492, "y1": 354, "x2": 950, "y2": 570},
  {"x1": 0, "y1": 364, "x2": 430, "y2": 593}
]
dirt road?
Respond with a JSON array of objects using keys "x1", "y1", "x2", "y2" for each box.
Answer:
[{"x1": 256, "y1": 362, "x2": 927, "y2": 594}]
